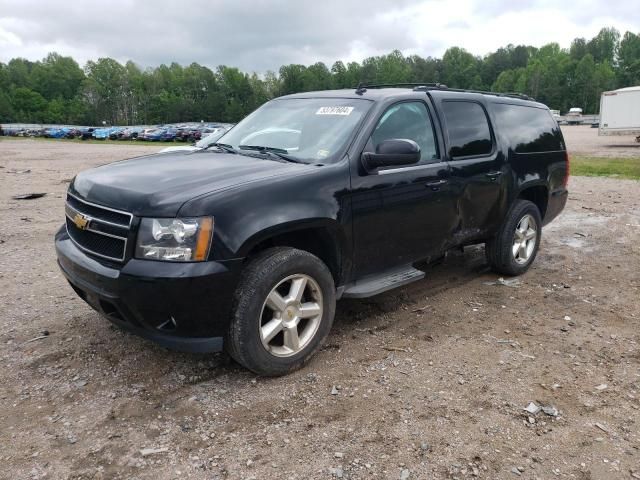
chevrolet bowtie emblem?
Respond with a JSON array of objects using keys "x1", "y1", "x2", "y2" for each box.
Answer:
[{"x1": 73, "y1": 213, "x2": 90, "y2": 230}]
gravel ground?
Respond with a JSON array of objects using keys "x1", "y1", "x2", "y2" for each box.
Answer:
[
  {"x1": 0, "y1": 137, "x2": 639, "y2": 480},
  {"x1": 560, "y1": 125, "x2": 640, "y2": 158}
]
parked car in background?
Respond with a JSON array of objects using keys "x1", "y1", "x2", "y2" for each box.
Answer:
[
  {"x1": 136, "y1": 128, "x2": 155, "y2": 141},
  {"x1": 0, "y1": 122, "x2": 232, "y2": 142},
  {"x1": 79, "y1": 127, "x2": 95, "y2": 140},
  {"x1": 44, "y1": 127, "x2": 71, "y2": 138},
  {"x1": 177, "y1": 127, "x2": 199, "y2": 142},
  {"x1": 160, "y1": 127, "x2": 179, "y2": 142},
  {"x1": 119, "y1": 127, "x2": 143, "y2": 140},
  {"x1": 565, "y1": 107, "x2": 583, "y2": 125},
  {"x1": 137, "y1": 128, "x2": 162, "y2": 141},
  {"x1": 65, "y1": 128, "x2": 82, "y2": 139},
  {"x1": 109, "y1": 127, "x2": 125, "y2": 140},
  {"x1": 145, "y1": 128, "x2": 168, "y2": 141},
  {"x1": 93, "y1": 127, "x2": 115, "y2": 140}
]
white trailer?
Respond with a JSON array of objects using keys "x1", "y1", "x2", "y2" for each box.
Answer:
[{"x1": 599, "y1": 86, "x2": 640, "y2": 142}]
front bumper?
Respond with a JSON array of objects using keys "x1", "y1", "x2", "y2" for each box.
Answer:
[{"x1": 55, "y1": 226, "x2": 243, "y2": 353}]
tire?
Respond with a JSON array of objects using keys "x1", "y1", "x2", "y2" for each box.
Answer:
[
  {"x1": 226, "y1": 247, "x2": 336, "y2": 376},
  {"x1": 485, "y1": 199, "x2": 542, "y2": 276}
]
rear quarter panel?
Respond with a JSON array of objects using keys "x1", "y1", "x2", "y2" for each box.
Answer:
[{"x1": 487, "y1": 100, "x2": 568, "y2": 224}]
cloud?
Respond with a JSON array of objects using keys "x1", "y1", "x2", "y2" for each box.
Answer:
[{"x1": 0, "y1": 0, "x2": 637, "y2": 72}]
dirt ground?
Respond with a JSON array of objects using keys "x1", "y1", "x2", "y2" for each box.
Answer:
[
  {"x1": 0, "y1": 133, "x2": 639, "y2": 480},
  {"x1": 561, "y1": 125, "x2": 640, "y2": 158}
]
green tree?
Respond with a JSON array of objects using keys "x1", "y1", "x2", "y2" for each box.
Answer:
[
  {"x1": 570, "y1": 38, "x2": 589, "y2": 60},
  {"x1": 217, "y1": 66, "x2": 253, "y2": 122},
  {"x1": 262, "y1": 70, "x2": 281, "y2": 98},
  {"x1": 303, "y1": 62, "x2": 333, "y2": 91},
  {"x1": 331, "y1": 61, "x2": 348, "y2": 88},
  {"x1": 573, "y1": 54, "x2": 597, "y2": 111},
  {"x1": 0, "y1": 90, "x2": 15, "y2": 122},
  {"x1": 30, "y1": 53, "x2": 84, "y2": 100},
  {"x1": 12, "y1": 87, "x2": 48, "y2": 121},
  {"x1": 518, "y1": 44, "x2": 571, "y2": 110},
  {"x1": 83, "y1": 58, "x2": 129, "y2": 124},
  {"x1": 441, "y1": 47, "x2": 481, "y2": 89},
  {"x1": 407, "y1": 55, "x2": 441, "y2": 83},
  {"x1": 6, "y1": 58, "x2": 32, "y2": 88},
  {"x1": 279, "y1": 64, "x2": 307, "y2": 95},
  {"x1": 1, "y1": 26, "x2": 637, "y2": 124},
  {"x1": 587, "y1": 27, "x2": 620, "y2": 64},
  {"x1": 617, "y1": 31, "x2": 640, "y2": 86},
  {"x1": 44, "y1": 97, "x2": 66, "y2": 123},
  {"x1": 492, "y1": 68, "x2": 523, "y2": 92},
  {"x1": 377, "y1": 50, "x2": 411, "y2": 84},
  {"x1": 593, "y1": 61, "x2": 616, "y2": 111}
]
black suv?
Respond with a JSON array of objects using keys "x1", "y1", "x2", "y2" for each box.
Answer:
[{"x1": 55, "y1": 84, "x2": 569, "y2": 376}]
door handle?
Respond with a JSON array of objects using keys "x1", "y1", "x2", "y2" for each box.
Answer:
[
  {"x1": 486, "y1": 171, "x2": 503, "y2": 180},
  {"x1": 425, "y1": 179, "x2": 448, "y2": 190}
]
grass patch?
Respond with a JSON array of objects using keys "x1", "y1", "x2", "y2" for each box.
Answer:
[
  {"x1": 571, "y1": 156, "x2": 640, "y2": 180},
  {"x1": 0, "y1": 136, "x2": 164, "y2": 147}
]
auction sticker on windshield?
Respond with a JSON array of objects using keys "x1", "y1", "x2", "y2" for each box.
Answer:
[{"x1": 316, "y1": 106, "x2": 354, "y2": 115}]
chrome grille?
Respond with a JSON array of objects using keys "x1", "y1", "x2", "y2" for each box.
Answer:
[{"x1": 65, "y1": 192, "x2": 132, "y2": 262}]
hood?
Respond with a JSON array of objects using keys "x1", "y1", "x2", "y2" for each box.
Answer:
[{"x1": 70, "y1": 150, "x2": 309, "y2": 217}]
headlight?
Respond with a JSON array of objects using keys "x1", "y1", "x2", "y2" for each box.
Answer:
[{"x1": 136, "y1": 217, "x2": 213, "y2": 262}]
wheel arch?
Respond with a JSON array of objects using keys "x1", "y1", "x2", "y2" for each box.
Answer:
[
  {"x1": 238, "y1": 219, "x2": 348, "y2": 286},
  {"x1": 516, "y1": 183, "x2": 549, "y2": 220}
]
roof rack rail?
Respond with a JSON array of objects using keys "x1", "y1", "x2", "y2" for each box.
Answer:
[
  {"x1": 440, "y1": 87, "x2": 535, "y2": 101},
  {"x1": 352, "y1": 82, "x2": 535, "y2": 101},
  {"x1": 353, "y1": 82, "x2": 448, "y2": 90}
]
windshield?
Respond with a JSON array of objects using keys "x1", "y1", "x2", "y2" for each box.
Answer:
[
  {"x1": 217, "y1": 98, "x2": 371, "y2": 163},
  {"x1": 195, "y1": 128, "x2": 229, "y2": 148}
]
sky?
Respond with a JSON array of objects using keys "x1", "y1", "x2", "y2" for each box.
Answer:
[{"x1": 0, "y1": 0, "x2": 638, "y2": 73}]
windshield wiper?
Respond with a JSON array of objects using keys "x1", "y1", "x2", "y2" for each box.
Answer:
[
  {"x1": 205, "y1": 142, "x2": 237, "y2": 154},
  {"x1": 238, "y1": 145, "x2": 305, "y2": 163}
]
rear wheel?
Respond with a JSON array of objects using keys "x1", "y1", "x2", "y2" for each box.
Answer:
[
  {"x1": 486, "y1": 200, "x2": 542, "y2": 276},
  {"x1": 226, "y1": 247, "x2": 336, "y2": 376}
]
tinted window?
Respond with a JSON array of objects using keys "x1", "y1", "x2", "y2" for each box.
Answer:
[
  {"x1": 492, "y1": 103, "x2": 564, "y2": 153},
  {"x1": 442, "y1": 101, "x2": 493, "y2": 158},
  {"x1": 370, "y1": 101, "x2": 438, "y2": 163}
]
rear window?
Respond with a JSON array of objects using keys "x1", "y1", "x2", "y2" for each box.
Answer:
[
  {"x1": 442, "y1": 101, "x2": 493, "y2": 158},
  {"x1": 492, "y1": 103, "x2": 564, "y2": 153}
]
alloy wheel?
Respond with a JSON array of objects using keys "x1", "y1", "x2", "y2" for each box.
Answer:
[
  {"x1": 259, "y1": 274, "x2": 323, "y2": 357},
  {"x1": 512, "y1": 214, "x2": 537, "y2": 264}
]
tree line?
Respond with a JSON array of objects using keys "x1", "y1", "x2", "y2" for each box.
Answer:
[{"x1": 1, "y1": 27, "x2": 639, "y2": 126}]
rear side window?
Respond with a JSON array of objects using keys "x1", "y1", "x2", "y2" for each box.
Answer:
[
  {"x1": 492, "y1": 103, "x2": 564, "y2": 153},
  {"x1": 442, "y1": 101, "x2": 493, "y2": 158}
]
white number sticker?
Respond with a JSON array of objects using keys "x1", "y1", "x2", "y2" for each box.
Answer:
[{"x1": 316, "y1": 106, "x2": 354, "y2": 116}]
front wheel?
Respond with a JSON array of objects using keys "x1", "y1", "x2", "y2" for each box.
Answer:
[
  {"x1": 226, "y1": 247, "x2": 336, "y2": 376},
  {"x1": 486, "y1": 199, "x2": 542, "y2": 276}
]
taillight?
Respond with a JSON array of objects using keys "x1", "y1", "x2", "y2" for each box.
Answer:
[{"x1": 563, "y1": 151, "x2": 570, "y2": 188}]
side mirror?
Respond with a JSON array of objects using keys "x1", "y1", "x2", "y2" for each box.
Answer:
[{"x1": 362, "y1": 139, "x2": 421, "y2": 170}]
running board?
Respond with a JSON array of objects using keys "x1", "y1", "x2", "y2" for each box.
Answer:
[{"x1": 341, "y1": 266, "x2": 425, "y2": 299}]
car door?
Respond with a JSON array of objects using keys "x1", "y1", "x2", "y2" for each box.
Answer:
[
  {"x1": 350, "y1": 99, "x2": 458, "y2": 278},
  {"x1": 435, "y1": 97, "x2": 507, "y2": 244}
]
